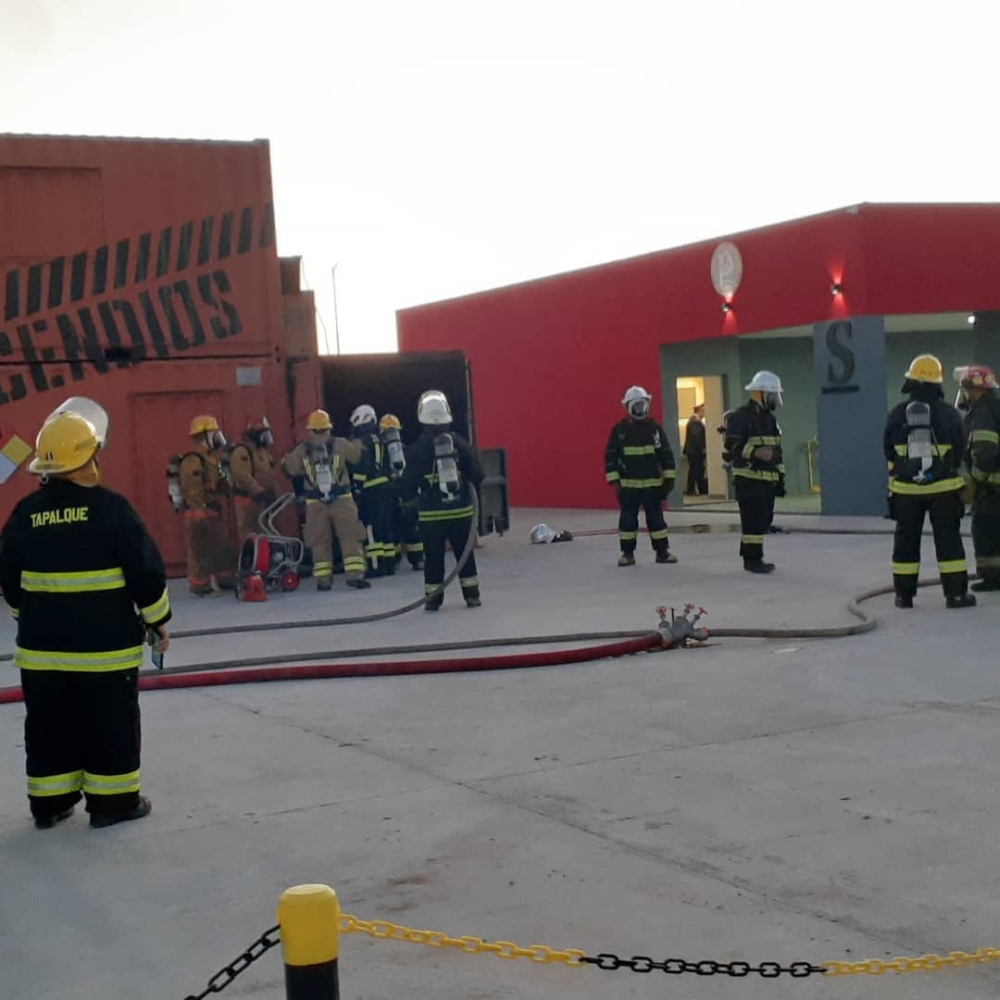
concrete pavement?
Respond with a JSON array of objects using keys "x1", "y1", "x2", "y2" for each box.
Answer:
[{"x1": 1, "y1": 507, "x2": 999, "y2": 999}]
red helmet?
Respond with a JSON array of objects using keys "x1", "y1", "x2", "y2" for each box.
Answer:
[{"x1": 960, "y1": 365, "x2": 998, "y2": 390}]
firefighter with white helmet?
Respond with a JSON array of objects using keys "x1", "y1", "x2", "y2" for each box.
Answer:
[
  {"x1": 884, "y1": 354, "x2": 974, "y2": 608},
  {"x1": 956, "y1": 363, "x2": 1000, "y2": 591},
  {"x1": 348, "y1": 403, "x2": 395, "y2": 576},
  {"x1": 281, "y1": 409, "x2": 370, "y2": 590},
  {"x1": 402, "y1": 390, "x2": 484, "y2": 609},
  {"x1": 724, "y1": 371, "x2": 785, "y2": 573},
  {"x1": 175, "y1": 415, "x2": 237, "y2": 594},
  {"x1": 604, "y1": 385, "x2": 678, "y2": 566},
  {"x1": 0, "y1": 398, "x2": 168, "y2": 829}
]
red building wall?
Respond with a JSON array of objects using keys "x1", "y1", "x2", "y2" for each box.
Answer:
[
  {"x1": 0, "y1": 135, "x2": 321, "y2": 574},
  {"x1": 397, "y1": 203, "x2": 1000, "y2": 510}
]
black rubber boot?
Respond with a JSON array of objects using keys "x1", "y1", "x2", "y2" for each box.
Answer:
[
  {"x1": 945, "y1": 593, "x2": 977, "y2": 609},
  {"x1": 317, "y1": 579, "x2": 333, "y2": 592},
  {"x1": 618, "y1": 552, "x2": 636, "y2": 567},
  {"x1": 90, "y1": 797, "x2": 152, "y2": 829},
  {"x1": 743, "y1": 559, "x2": 775, "y2": 574},
  {"x1": 35, "y1": 805, "x2": 75, "y2": 830},
  {"x1": 346, "y1": 578, "x2": 371, "y2": 590},
  {"x1": 655, "y1": 551, "x2": 678, "y2": 564},
  {"x1": 894, "y1": 594, "x2": 914, "y2": 609}
]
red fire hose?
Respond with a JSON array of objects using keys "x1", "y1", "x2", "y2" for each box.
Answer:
[{"x1": 0, "y1": 635, "x2": 665, "y2": 706}]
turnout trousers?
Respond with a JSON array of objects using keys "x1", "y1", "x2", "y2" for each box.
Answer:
[
  {"x1": 420, "y1": 513, "x2": 479, "y2": 607},
  {"x1": 972, "y1": 488, "x2": 1000, "y2": 584},
  {"x1": 357, "y1": 485, "x2": 396, "y2": 574},
  {"x1": 891, "y1": 490, "x2": 968, "y2": 599},
  {"x1": 304, "y1": 497, "x2": 367, "y2": 584},
  {"x1": 183, "y1": 508, "x2": 236, "y2": 592},
  {"x1": 22, "y1": 668, "x2": 141, "y2": 822},
  {"x1": 735, "y1": 477, "x2": 775, "y2": 562},
  {"x1": 618, "y1": 487, "x2": 670, "y2": 555}
]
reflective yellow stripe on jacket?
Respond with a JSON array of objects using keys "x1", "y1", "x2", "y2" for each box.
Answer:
[
  {"x1": 15, "y1": 646, "x2": 144, "y2": 672},
  {"x1": 888, "y1": 477, "x2": 966, "y2": 495},
  {"x1": 140, "y1": 588, "x2": 171, "y2": 625},
  {"x1": 893, "y1": 444, "x2": 954, "y2": 456},
  {"x1": 970, "y1": 429, "x2": 1000, "y2": 444},
  {"x1": 622, "y1": 445, "x2": 657, "y2": 456},
  {"x1": 733, "y1": 468, "x2": 781, "y2": 483},
  {"x1": 21, "y1": 568, "x2": 125, "y2": 593},
  {"x1": 418, "y1": 505, "x2": 475, "y2": 522}
]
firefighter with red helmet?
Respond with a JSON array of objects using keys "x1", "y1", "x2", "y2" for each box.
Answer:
[
  {"x1": 605, "y1": 386, "x2": 678, "y2": 567},
  {"x1": 0, "y1": 399, "x2": 168, "y2": 829},
  {"x1": 177, "y1": 415, "x2": 237, "y2": 595},
  {"x1": 281, "y1": 409, "x2": 370, "y2": 590},
  {"x1": 957, "y1": 363, "x2": 1000, "y2": 591},
  {"x1": 884, "y1": 354, "x2": 974, "y2": 609},
  {"x1": 228, "y1": 417, "x2": 282, "y2": 546}
]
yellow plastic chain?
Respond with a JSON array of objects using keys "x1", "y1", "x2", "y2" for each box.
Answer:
[
  {"x1": 339, "y1": 913, "x2": 586, "y2": 967},
  {"x1": 824, "y1": 948, "x2": 1000, "y2": 976}
]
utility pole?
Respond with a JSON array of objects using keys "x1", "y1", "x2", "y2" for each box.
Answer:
[{"x1": 331, "y1": 263, "x2": 341, "y2": 355}]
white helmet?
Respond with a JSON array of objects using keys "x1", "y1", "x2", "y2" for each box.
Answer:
[
  {"x1": 744, "y1": 370, "x2": 783, "y2": 407},
  {"x1": 621, "y1": 385, "x2": 652, "y2": 419},
  {"x1": 350, "y1": 404, "x2": 377, "y2": 428},
  {"x1": 417, "y1": 390, "x2": 452, "y2": 426}
]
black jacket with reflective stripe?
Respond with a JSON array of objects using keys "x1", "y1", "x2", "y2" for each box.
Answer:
[
  {"x1": 883, "y1": 387, "x2": 965, "y2": 492},
  {"x1": 0, "y1": 480, "x2": 171, "y2": 661},
  {"x1": 401, "y1": 428, "x2": 483, "y2": 516},
  {"x1": 964, "y1": 391, "x2": 1000, "y2": 484},
  {"x1": 604, "y1": 419, "x2": 676, "y2": 489},
  {"x1": 725, "y1": 403, "x2": 784, "y2": 483}
]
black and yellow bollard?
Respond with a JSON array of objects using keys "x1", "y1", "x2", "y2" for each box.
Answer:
[{"x1": 277, "y1": 884, "x2": 341, "y2": 999}]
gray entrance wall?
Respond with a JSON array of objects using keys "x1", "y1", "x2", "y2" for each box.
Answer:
[{"x1": 813, "y1": 316, "x2": 888, "y2": 516}]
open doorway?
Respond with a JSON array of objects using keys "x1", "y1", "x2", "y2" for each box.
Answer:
[{"x1": 675, "y1": 375, "x2": 727, "y2": 504}]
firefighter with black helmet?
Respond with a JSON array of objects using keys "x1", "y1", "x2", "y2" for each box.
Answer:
[
  {"x1": 725, "y1": 371, "x2": 785, "y2": 573},
  {"x1": 227, "y1": 417, "x2": 281, "y2": 546},
  {"x1": 956, "y1": 363, "x2": 1000, "y2": 592},
  {"x1": 884, "y1": 354, "x2": 975, "y2": 609},
  {"x1": 281, "y1": 409, "x2": 370, "y2": 590},
  {"x1": 402, "y1": 390, "x2": 484, "y2": 610},
  {"x1": 0, "y1": 398, "x2": 169, "y2": 829},
  {"x1": 605, "y1": 385, "x2": 678, "y2": 567}
]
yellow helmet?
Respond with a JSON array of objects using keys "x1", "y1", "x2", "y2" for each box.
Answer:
[
  {"x1": 306, "y1": 409, "x2": 332, "y2": 431},
  {"x1": 190, "y1": 414, "x2": 221, "y2": 436},
  {"x1": 379, "y1": 413, "x2": 402, "y2": 431},
  {"x1": 29, "y1": 413, "x2": 101, "y2": 476},
  {"x1": 905, "y1": 354, "x2": 944, "y2": 384}
]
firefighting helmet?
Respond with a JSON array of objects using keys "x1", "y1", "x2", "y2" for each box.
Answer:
[
  {"x1": 350, "y1": 404, "x2": 377, "y2": 428},
  {"x1": 306, "y1": 409, "x2": 333, "y2": 431},
  {"x1": 744, "y1": 370, "x2": 783, "y2": 408},
  {"x1": 379, "y1": 413, "x2": 402, "y2": 431},
  {"x1": 246, "y1": 417, "x2": 273, "y2": 446},
  {"x1": 621, "y1": 385, "x2": 652, "y2": 419},
  {"x1": 190, "y1": 414, "x2": 220, "y2": 436},
  {"x1": 958, "y1": 364, "x2": 998, "y2": 390},
  {"x1": 417, "y1": 391, "x2": 452, "y2": 426},
  {"x1": 45, "y1": 397, "x2": 109, "y2": 449},
  {"x1": 904, "y1": 354, "x2": 944, "y2": 384},
  {"x1": 29, "y1": 412, "x2": 102, "y2": 476}
]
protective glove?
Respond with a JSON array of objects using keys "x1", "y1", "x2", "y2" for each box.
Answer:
[{"x1": 774, "y1": 479, "x2": 786, "y2": 498}]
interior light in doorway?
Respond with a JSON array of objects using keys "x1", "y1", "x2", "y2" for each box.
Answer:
[{"x1": 967, "y1": 314, "x2": 976, "y2": 325}]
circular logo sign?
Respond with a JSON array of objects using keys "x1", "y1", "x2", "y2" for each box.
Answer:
[{"x1": 710, "y1": 241, "x2": 743, "y2": 298}]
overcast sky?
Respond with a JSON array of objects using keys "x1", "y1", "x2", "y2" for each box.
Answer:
[{"x1": 2, "y1": 0, "x2": 997, "y2": 354}]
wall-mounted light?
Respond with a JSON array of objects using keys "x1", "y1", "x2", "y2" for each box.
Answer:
[
  {"x1": 967, "y1": 314, "x2": 976, "y2": 325},
  {"x1": 830, "y1": 282, "x2": 842, "y2": 296},
  {"x1": 720, "y1": 301, "x2": 731, "y2": 314}
]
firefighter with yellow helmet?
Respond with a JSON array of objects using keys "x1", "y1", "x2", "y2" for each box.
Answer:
[
  {"x1": 884, "y1": 354, "x2": 975, "y2": 609},
  {"x1": 0, "y1": 398, "x2": 169, "y2": 829},
  {"x1": 281, "y1": 409, "x2": 370, "y2": 590},
  {"x1": 175, "y1": 415, "x2": 237, "y2": 594},
  {"x1": 380, "y1": 413, "x2": 424, "y2": 571}
]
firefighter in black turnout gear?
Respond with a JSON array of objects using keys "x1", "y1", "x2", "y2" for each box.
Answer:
[
  {"x1": 605, "y1": 385, "x2": 678, "y2": 566},
  {"x1": 0, "y1": 398, "x2": 169, "y2": 830},
  {"x1": 380, "y1": 413, "x2": 424, "y2": 571},
  {"x1": 884, "y1": 354, "x2": 975, "y2": 609},
  {"x1": 402, "y1": 390, "x2": 484, "y2": 610},
  {"x1": 725, "y1": 371, "x2": 785, "y2": 573},
  {"x1": 957, "y1": 364, "x2": 1000, "y2": 592},
  {"x1": 348, "y1": 403, "x2": 395, "y2": 576}
]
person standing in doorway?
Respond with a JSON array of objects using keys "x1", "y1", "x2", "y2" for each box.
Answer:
[{"x1": 683, "y1": 403, "x2": 708, "y2": 496}]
